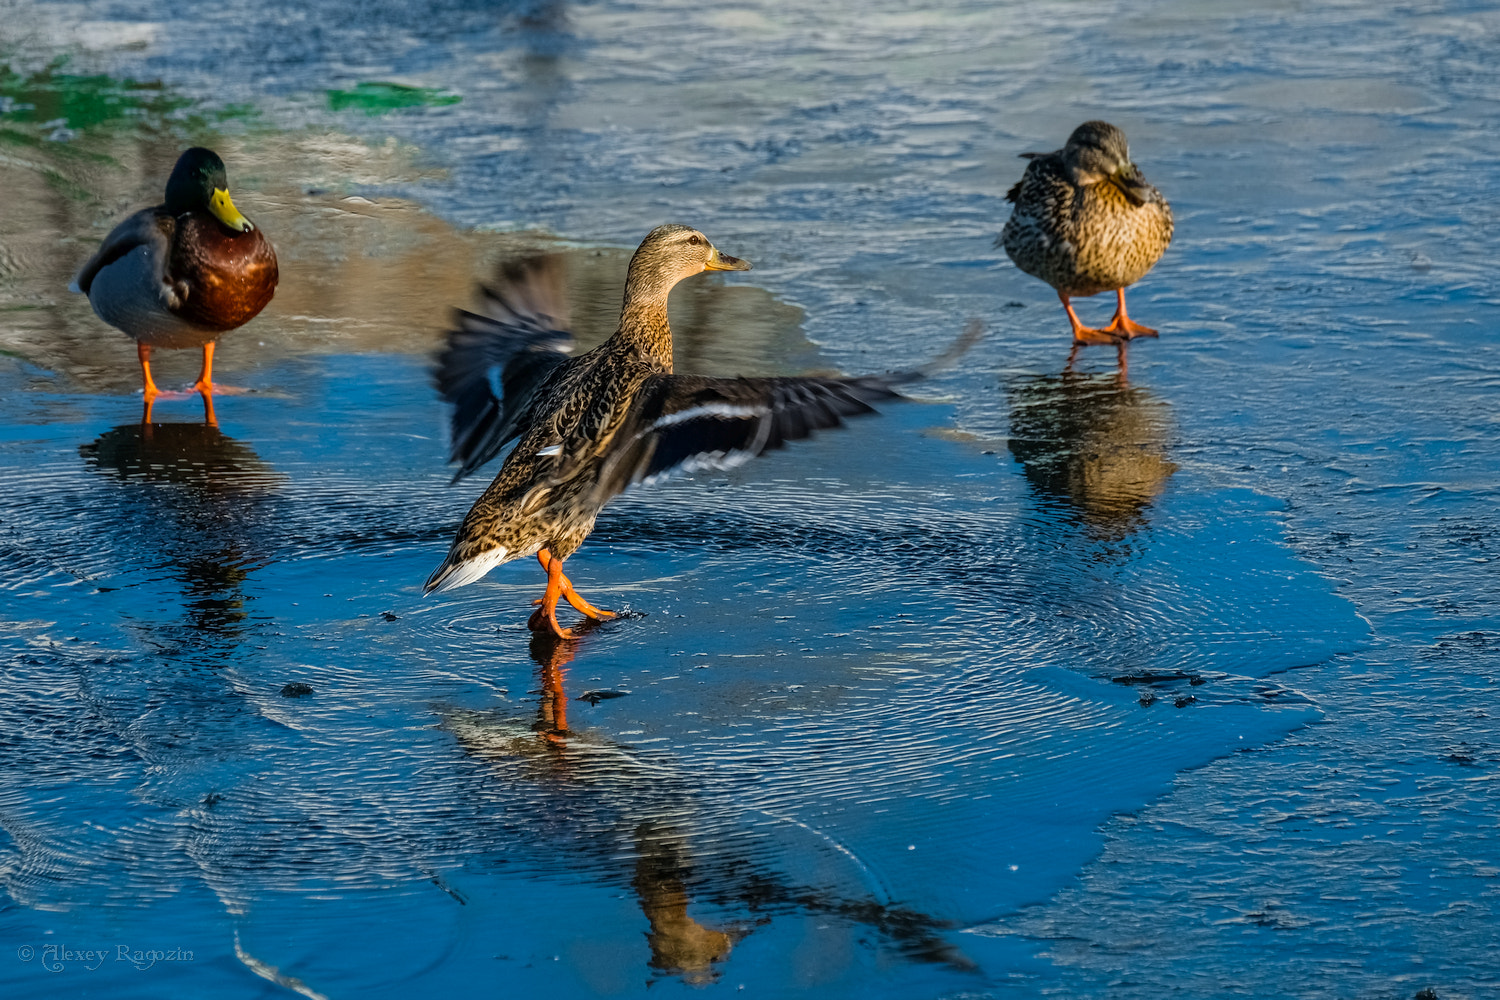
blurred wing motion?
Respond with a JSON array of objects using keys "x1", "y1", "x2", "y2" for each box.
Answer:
[
  {"x1": 436, "y1": 256, "x2": 575, "y2": 483},
  {"x1": 593, "y1": 318, "x2": 985, "y2": 502}
]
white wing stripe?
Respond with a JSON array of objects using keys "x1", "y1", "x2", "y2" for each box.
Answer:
[
  {"x1": 640, "y1": 449, "x2": 758, "y2": 485},
  {"x1": 651, "y1": 403, "x2": 768, "y2": 429}
]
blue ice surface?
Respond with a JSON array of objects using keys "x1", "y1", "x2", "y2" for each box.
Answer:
[
  {"x1": 4, "y1": 0, "x2": 1499, "y2": 995},
  {"x1": 0, "y1": 350, "x2": 1358, "y2": 998}
]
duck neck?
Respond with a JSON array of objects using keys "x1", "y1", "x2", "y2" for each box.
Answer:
[{"x1": 615, "y1": 290, "x2": 675, "y2": 372}]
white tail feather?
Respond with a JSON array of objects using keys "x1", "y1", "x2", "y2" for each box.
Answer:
[{"x1": 424, "y1": 546, "x2": 509, "y2": 594}]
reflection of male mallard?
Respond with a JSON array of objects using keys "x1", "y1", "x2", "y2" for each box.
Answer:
[
  {"x1": 73, "y1": 147, "x2": 278, "y2": 416},
  {"x1": 81, "y1": 420, "x2": 283, "y2": 492},
  {"x1": 80, "y1": 420, "x2": 284, "y2": 635},
  {"x1": 1000, "y1": 122, "x2": 1172, "y2": 367},
  {"x1": 427, "y1": 225, "x2": 966, "y2": 638}
]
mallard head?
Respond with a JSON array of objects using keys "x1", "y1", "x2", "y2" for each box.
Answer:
[
  {"x1": 623, "y1": 224, "x2": 751, "y2": 302},
  {"x1": 1062, "y1": 121, "x2": 1150, "y2": 207},
  {"x1": 164, "y1": 147, "x2": 254, "y2": 232}
]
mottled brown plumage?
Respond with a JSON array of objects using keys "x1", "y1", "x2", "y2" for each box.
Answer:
[
  {"x1": 1000, "y1": 121, "x2": 1172, "y2": 369},
  {"x1": 426, "y1": 224, "x2": 945, "y2": 638},
  {"x1": 74, "y1": 147, "x2": 277, "y2": 419}
]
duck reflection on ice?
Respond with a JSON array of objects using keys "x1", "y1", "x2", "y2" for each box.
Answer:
[
  {"x1": 443, "y1": 631, "x2": 969, "y2": 983},
  {"x1": 528, "y1": 625, "x2": 583, "y2": 740},
  {"x1": 79, "y1": 416, "x2": 284, "y2": 642},
  {"x1": 450, "y1": 627, "x2": 742, "y2": 983},
  {"x1": 1006, "y1": 370, "x2": 1176, "y2": 540},
  {"x1": 633, "y1": 822, "x2": 740, "y2": 985},
  {"x1": 532, "y1": 631, "x2": 741, "y2": 982}
]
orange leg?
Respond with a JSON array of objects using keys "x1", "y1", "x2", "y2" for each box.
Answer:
[
  {"x1": 191, "y1": 341, "x2": 217, "y2": 396},
  {"x1": 528, "y1": 552, "x2": 573, "y2": 639},
  {"x1": 528, "y1": 549, "x2": 617, "y2": 631},
  {"x1": 1098, "y1": 288, "x2": 1158, "y2": 339},
  {"x1": 138, "y1": 343, "x2": 160, "y2": 423},
  {"x1": 1058, "y1": 291, "x2": 1121, "y2": 346}
]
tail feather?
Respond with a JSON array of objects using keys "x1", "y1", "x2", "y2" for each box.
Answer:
[{"x1": 423, "y1": 546, "x2": 510, "y2": 595}]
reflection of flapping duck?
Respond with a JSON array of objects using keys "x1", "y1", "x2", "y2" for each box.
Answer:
[
  {"x1": 441, "y1": 630, "x2": 971, "y2": 983},
  {"x1": 1006, "y1": 371, "x2": 1177, "y2": 538},
  {"x1": 632, "y1": 822, "x2": 738, "y2": 986},
  {"x1": 80, "y1": 419, "x2": 285, "y2": 637},
  {"x1": 443, "y1": 628, "x2": 741, "y2": 984}
]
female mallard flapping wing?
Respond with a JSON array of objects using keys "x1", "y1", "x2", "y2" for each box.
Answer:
[
  {"x1": 427, "y1": 223, "x2": 972, "y2": 638},
  {"x1": 1000, "y1": 121, "x2": 1172, "y2": 371},
  {"x1": 73, "y1": 147, "x2": 278, "y2": 420}
]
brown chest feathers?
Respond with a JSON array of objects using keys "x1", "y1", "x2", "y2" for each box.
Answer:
[{"x1": 171, "y1": 214, "x2": 279, "y2": 331}]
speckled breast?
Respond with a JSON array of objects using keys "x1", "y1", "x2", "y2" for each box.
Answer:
[{"x1": 1065, "y1": 184, "x2": 1173, "y2": 296}]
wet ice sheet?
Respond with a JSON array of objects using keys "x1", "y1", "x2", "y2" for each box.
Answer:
[
  {"x1": 0, "y1": 352, "x2": 1349, "y2": 997},
  {"x1": 3, "y1": 0, "x2": 1498, "y2": 996}
]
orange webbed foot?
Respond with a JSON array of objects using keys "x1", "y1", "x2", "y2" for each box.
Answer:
[
  {"x1": 1100, "y1": 314, "x2": 1158, "y2": 339},
  {"x1": 191, "y1": 382, "x2": 254, "y2": 396},
  {"x1": 526, "y1": 607, "x2": 575, "y2": 639},
  {"x1": 1058, "y1": 292, "x2": 1124, "y2": 347},
  {"x1": 562, "y1": 589, "x2": 616, "y2": 621},
  {"x1": 1071, "y1": 327, "x2": 1125, "y2": 347},
  {"x1": 1097, "y1": 289, "x2": 1158, "y2": 340}
]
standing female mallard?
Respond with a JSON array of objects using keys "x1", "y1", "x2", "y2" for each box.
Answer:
[
  {"x1": 1000, "y1": 121, "x2": 1172, "y2": 370},
  {"x1": 426, "y1": 224, "x2": 934, "y2": 638},
  {"x1": 74, "y1": 147, "x2": 278, "y2": 420}
]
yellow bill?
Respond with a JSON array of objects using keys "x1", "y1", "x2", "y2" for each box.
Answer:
[{"x1": 208, "y1": 188, "x2": 254, "y2": 232}]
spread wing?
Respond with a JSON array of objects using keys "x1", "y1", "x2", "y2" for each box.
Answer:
[
  {"x1": 435, "y1": 256, "x2": 576, "y2": 483},
  {"x1": 587, "y1": 319, "x2": 983, "y2": 501},
  {"x1": 586, "y1": 373, "x2": 903, "y2": 504},
  {"x1": 590, "y1": 319, "x2": 984, "y2": 500},
  {"x1": 72, "y1": 208, "x2": 173, "y2": 295}
]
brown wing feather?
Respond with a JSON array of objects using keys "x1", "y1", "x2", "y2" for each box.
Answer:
[{"x1": 435, "y1": 256, "x2": 577, "y2": 482}]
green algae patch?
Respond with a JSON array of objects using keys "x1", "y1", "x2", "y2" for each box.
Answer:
[
  {"x1": 0, "y1": 60, "x2": 191, "y2": 132},
  {"x1": 326, "y1": 82, "x2": 461, "y2": 115}
]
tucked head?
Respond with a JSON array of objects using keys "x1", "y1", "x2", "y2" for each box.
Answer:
[
  {"x1": 164, "y1": 147, "x2": 253, "y2": 232},
  {"x1": 624, "y1": 224, "x2": 751, "y2": 301},
  {"x1": 1057, "y1": 121, "x2": 1153, "y2": 205},
  {"x1": 1063, "y1": 120, "x2": 1129, "y2": 173}
]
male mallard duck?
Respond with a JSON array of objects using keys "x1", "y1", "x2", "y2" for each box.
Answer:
[
  {"x1": 74, "y1": 147, "x2": 278, "y2": 420},
  {"x1": 426, "y1": 224, "x2": 960, "y2": 638},
  {"x1": 1000, "y1": 121, "x2": 1172, "y2": 370}
]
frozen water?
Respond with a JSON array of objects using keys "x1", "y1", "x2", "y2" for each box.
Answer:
[{"x1": 0, "y1": 0, "x2": 1496, "y2": 997}]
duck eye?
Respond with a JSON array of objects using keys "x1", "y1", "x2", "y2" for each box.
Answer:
[{"x1": 687, "y1": 235, "x2": 701, "y2": 246}]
